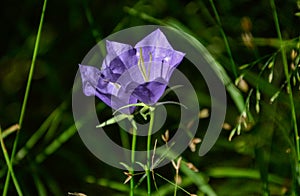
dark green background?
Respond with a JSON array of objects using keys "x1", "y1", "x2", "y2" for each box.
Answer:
[{"x1": 1, "y1": 0, "x2": 299, "y2": 195}]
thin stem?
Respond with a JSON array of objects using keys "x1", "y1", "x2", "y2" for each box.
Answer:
[
  {"x1": 209, "y1": 0, "x2": 238, "y2": 78},
  {"x1": 155, "y1": 173, "x2": 192, "y2": 195},
  {"x1": 3, "y1": 0, "x2": 48, "y2": 195},
  {"x1": 130, "y1": 121, "x2": 137, "y2": 196},
  {"x1": 0, "y1": 127, "x2": 23, "y2": 196},
  {"x1": 147, "y1": 108, "x2": 155, "y2": 196},
  {"x1": 18, "y1": 0, "x2": 47, "y2": 132},
  {"x1": 174, "y1": 170, "x2": 178, "y2": 196},
  {"x1": 270, "y1": 0, "x2": 300, "y2": 188}
]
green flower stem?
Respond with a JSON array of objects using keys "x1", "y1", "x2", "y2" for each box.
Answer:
[
  {"x1": 130, "y1": 121, "x2": 137, "y2": 196},
  {"x1": 147, "y1": 107, "x2": 155, "y2": 196},
  {"x1": 270, "y1": 0, "x2": 300, "y2": 189}
]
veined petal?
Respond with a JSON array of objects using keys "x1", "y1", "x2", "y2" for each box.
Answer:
[
  {"x1": 131, "y1": 81, "x2": 168, "y2": 105},
  {"x1": 79, "y1": 64, "x2": 102, "y2": 96},
  {"x1": 102, "y1": 41, "x2": 133, "y2": 69},
  {"x1": 168, "y1": 50, "x2": 185, "y2": 68},
  {"x1": 136, "y1": 46, "x2": 185, "y2": 68},
  {"x1": 102, "y1": 40, "x2": 137, "y2": 71},
  {"x1": 110, "y1": 88, "x2": 138, "y2": 114},
  {"x1": 79, "y1": 64, "x2": 135, "y2": 111},
  {"x1": 135, "y1": 29, "x2": 173, "y2": 50}
]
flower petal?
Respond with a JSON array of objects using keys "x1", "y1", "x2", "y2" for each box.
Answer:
[
  {"x1": 135, "y1": 29, "x2": 172, "y2": 50},
  {"x1": 79, "y1": 64, "x2": 101, "y2": 96},
  {"x1": 103, "y1": 40, "x2": 137, "y2": 71},
  {"x1": 102, "y1": 41, "x2": 132, "y2": 68},
  {"x1": 135, "y1": 29, "x2": 185, "y2": 68},
  {"x1": 137, "y1": 46, "x2": 185, "y2": 68},
  {"x1": 165, "y1": 50, "x2": 185, "y2": 68},
  {"x1": 110, "y1": 89, "x2": 138, "y2": 114},
  {"x1": 128, "y1": 81, "x2": 168, "y2": 105},
  {"x1": 79, "y1": 64, "x2": 136, "y2": 112}
]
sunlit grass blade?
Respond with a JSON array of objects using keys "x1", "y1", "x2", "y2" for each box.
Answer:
[{"x1": 0, "y1": 124, "x2": 20, "y2": 140}]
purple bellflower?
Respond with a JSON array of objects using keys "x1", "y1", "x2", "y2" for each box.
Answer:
[{"x1": 79, "y1": 29, "x2": 185, "y2": 113}]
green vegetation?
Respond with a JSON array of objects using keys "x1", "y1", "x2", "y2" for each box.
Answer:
[{"x1": 1, "y1": 0, "x2": 299, "y2": 195}]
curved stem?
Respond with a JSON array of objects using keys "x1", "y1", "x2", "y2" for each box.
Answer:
[{"x1": 147, "y1": 108, "x2": 155, "y2": 196}]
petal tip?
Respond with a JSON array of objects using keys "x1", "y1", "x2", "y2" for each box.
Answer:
[{"x1": 135, "y1": 28, "x2": 172, "y2": 49}]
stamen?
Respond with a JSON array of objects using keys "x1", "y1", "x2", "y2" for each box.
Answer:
[
  {"x1": 148, "y1": 52, "x2": 152, "y2": 80},
  {"x1": 161, "y1": 60, "x2": 164, "y2": 77},
  {"x1": 138, "y1": 48, "x2": 148, "y2": 82}
]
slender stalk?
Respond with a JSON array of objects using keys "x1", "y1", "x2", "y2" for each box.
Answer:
[
  {"x1": 155, "y1": 173, "x2": 192, "y2": 195},
  {"x1": 209, "y1": 0, "x2": 238, "y2": 78},
  {"x1": 18, "y1": 0, "x2": 48, "y2": 130},
  {"x1": 174, "y1": 168, "x2": 179, "y2": 196},
  {"x1": 3, "y1": 0, "x2": 48, "y2": 195},
  {"x1": 130, "y1": 121, "x2": 137, "y2": 196},
  {"x1": 270, "y1": 0, "x2": 300, "y2": 189},
  {"x1": 147, "y1": 108, "x2": 155, "y2": 196},
  {"x1": 0, "y1": 127, "x2": 23, "y2": 196}
]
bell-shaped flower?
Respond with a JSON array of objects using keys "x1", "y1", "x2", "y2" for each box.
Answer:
[{"x1": 79, "y1": 29, "x2": 185, "y2": 113}]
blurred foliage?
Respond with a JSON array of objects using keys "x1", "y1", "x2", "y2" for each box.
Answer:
[{"x1": 1, "y1": 0, "x2": 300, "y2": 195}]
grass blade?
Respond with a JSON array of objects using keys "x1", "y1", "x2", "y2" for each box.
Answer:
[
  {"x1": 85, "y1": 176, "x2": 147, "y2": 196},
  {"x1": 3, "y1": 0, "x2": 48, "y2": 194},
  {"x1": 181, "y1": 163, "x2": 217, "y2": 196},
  {"x1": 35, "y1": 124, "x2": 78, "y2": 164},
  {"x1": 270, "y1": 0, "x2": 300, "y2": 190},
  {"x1": 15, "y1": 102, "x2": 66, "y2": 162},
  {"x1": 209, "y1": 0, "x2": 238, "y2": 78},
  {"x1": 0, "y1": 124, "x2": 20, "y2": 140},
  {"x1": 207, "y1": 167, "x2": 286, "y2": 185},
  {"x1": 0, "y1": 127, "x2": 23, "y2": 196}
]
